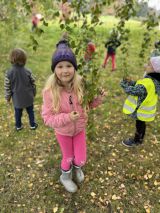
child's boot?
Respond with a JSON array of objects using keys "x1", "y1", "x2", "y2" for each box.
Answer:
[
  {"x1": 122, "y1": 137, "x2": 136, "y2": 147},
  {"x1": 122, "y1": 133, "x2": 143, "y2": 147},
  {"x1": 73, "y1": 165, "x2": 84, "y2": 183},
  {"x1": 60, "y1": 169, "x2": 77, "y2": 193},
  {"x1": 134, "y1": 132, "x2": 143, "y2": 144}
]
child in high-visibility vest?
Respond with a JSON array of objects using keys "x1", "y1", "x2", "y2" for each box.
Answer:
[{"x1": 120, "y1": 56, "x2": 160, "y2": 147}]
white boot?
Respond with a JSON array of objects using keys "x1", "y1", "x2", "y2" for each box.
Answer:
[
  {"x1": 74, "y1": 165, "x2": 84, "y2": 183},
  {"x1": 60, "y1": 169, "x2": 77, "y2": 193}
]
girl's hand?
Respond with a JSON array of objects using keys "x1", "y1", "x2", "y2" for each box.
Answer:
[{"x1": 70, "y1": 111, "x2": 80, "y2": 121}]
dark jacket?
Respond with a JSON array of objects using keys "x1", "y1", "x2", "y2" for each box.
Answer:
[
  {"x1": 105, "y1": 38, "x2": 121, "y2": 55},
  {"x1": 4, "y1": 64, "x2": 36, "y2": 108}
]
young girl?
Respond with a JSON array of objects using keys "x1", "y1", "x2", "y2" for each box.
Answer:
[
  {"x1": 120, "y1": 56, "x2": 160, "y2": 147},
  {"x1": 42, "y1": 40, "x2": 105, "y2": 193},
  {"x1": 4, "y1": 48, "x2": 38, "y2": 131}
]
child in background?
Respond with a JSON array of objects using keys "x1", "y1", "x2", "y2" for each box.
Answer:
[
  {"x1": 150, "y1": 40, "x2": 160, "y2": 57},
  {"x1": 4, "y1": 48, "x2": 38, "y2": 131},
  {"x1": 31, "y1": 14, "x2": 41, "y2": 31},
  {"x1": 60, "y1": 1, "x2": 72, "y2": 22},
  {"x1": 84, "y1": 40, "x2": 96, "y2": 62},
  {"x1": 42, "y1": 40, "x2": 106, "y2": 193},
  {"x1": 120, "y1": 56, "x2": 160, "y2": 147},
  {"x1": 102, "y1": 29, "x2": 121, "y2": 71}
]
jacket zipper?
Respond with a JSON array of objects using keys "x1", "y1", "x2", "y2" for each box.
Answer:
[{"x1": 69, "y1": 95, "x2": 76, "y2": 135}]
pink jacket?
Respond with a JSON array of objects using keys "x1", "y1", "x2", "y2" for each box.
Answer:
[{"x1": 41, "y1": 89, "x2": 103, "y2": 136}]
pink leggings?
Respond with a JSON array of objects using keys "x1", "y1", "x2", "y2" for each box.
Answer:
[
  {"x1": 103, "y1": 53, "x2": 116, "y2": 70},
  {"x1": 55, "y1": 130, "x2": 87, "y2": 171}
]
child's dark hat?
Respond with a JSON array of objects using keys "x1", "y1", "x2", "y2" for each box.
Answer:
[{"x1": 51, "y1": 40, "x2": 77, "y2": 72}]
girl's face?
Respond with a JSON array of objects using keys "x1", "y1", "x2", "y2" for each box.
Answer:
[
  {"x1": 144, "y1": 61, "x2": 154, "y2": 74},
  {"x1": 55, "y1": 61, "x2": 75, "y2": 86}
]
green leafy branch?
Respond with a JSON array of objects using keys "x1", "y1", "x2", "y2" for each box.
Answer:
[{"x1": 139, "y1": 11, "x2": 160, "y2": 59}]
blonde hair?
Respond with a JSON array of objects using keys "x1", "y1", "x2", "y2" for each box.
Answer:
[{"x1": 43, "y1": 72, "x2": 84, "y2": 113}]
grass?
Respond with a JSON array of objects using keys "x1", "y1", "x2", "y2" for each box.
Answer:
[{"x1": 0, "y1": 16, "x2": 160, "y2": 212}]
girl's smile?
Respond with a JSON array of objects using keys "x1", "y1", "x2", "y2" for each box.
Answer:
[{"x1": 55, "y1": 61, "x2": 75, "y2": 86}]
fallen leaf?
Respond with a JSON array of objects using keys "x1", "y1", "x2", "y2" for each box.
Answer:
[
  {"x1": 53, "y1": 207, "x2": 58, "y2": 213},
  {"x1": 91, "y1": 192, "x2": 96, "y2": 198},
  {"x1": 112, "y1": 194, "x2": 121, "y2": 200}
]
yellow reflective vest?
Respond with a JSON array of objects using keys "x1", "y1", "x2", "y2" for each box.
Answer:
[{"x1": 123, "y1": 78, "x2": 158, "y2": 122}]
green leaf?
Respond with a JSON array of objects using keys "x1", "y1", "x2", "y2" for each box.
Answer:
[{"x1": 43, "y1": 20, "x2": 48, "y2": 26}]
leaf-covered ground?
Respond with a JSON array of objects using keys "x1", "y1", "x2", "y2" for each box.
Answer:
[{"x1": 0, "y1": 16, "x2": 160, "y2": 212}]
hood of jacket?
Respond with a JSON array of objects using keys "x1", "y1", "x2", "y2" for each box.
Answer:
[{"x1": 145, "y1": 73, "x2": 160, "y2": 96}]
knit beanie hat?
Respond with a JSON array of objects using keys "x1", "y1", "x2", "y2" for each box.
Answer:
[
  {"x1": 150, "y1": 56, "x2": 160, "y2": 73},
  {"x1": 51, "y1": 40, "x2": 77, "y2": 72}
]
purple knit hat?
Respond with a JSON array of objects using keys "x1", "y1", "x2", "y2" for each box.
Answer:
[{"x1": 51, "y1": 40, "x2": 77, "y2": 72}]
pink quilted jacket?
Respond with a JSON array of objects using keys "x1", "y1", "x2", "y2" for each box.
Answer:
[{"x1": 41, "y1": 89, "x2": 103, "y2": 136}]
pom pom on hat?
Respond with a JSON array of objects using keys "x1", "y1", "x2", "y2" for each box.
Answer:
[
  {"x1": 150, "y1": 56, "x2": 160, "y2": 73},
  {"x1": 51, "y1": 40, "x2": 77, "y2": 72}
]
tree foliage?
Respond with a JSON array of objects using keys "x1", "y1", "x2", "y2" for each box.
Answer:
[
  {"x1": 0, "y1": 0, "x2": 160, "y2": 137},
  {"x1": 1, "y1": 0, "x2": 160, "y2": 69}
]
